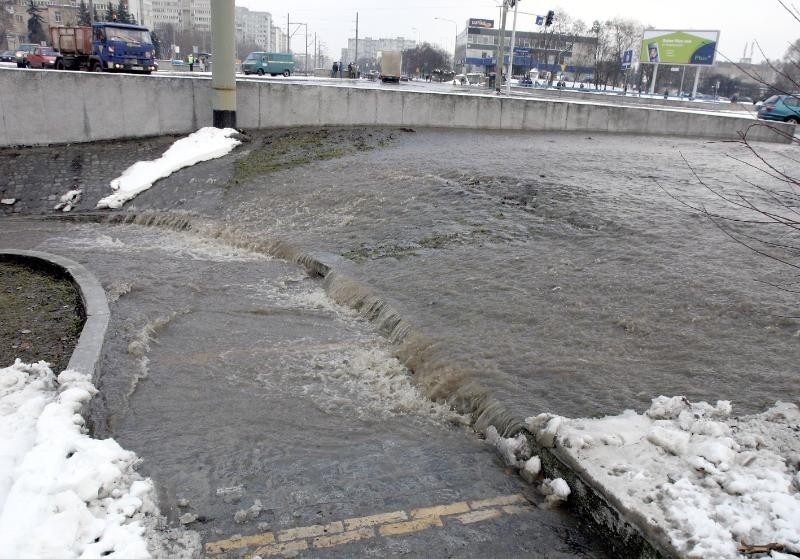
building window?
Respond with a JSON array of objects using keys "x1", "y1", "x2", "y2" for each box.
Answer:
[
  {"x1": 15, "y1": 14, "x2": 22, "y2": 23},
  {"x1": 54, "y1": 11, "x2": 62, "y2": 23}
]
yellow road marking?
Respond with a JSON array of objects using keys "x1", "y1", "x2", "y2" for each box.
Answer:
[
  {"x1": 205, "y1": 493, "x2": 533, "y2": 557},
  {"x1": 410, "y1": 501, "x2": 470, "y2": 519},
  {"x1": 277, "y1": 520, "x2": 343, "y2": 542},
  {"x1": 313, "y1": 527, "x2": 375, "y2": 549}
]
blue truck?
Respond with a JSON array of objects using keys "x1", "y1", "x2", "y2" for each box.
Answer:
[{"x1": 49, "y1": 22, "x2": 157, "y2": 74}]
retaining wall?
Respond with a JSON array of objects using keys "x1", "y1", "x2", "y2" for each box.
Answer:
[{"x1": 0, "y1": 68, "x2": 793, "y2": 146}]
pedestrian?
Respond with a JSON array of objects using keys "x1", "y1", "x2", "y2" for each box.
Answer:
[
  {"x1": 188, "y1": 53, "x2": 194, "y2": 72},
  {"x1": 199, "y1": 57, "x2": 205, "y2": 72},
  {"x1": 332, "y1": 61, "x2": 338, "y2": 78},
  {"x1": 663, "y1": 88, "x2": 669, "y2": 99}
]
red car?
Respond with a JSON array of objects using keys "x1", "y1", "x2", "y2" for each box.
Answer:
[{"x1": 26, "y1": 46, "x2": 59, "y2": 69}]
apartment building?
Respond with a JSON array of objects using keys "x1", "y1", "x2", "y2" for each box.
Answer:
[
  {"x1": 340, "y1": 36, "x2": 416, "y2": 64},
  {"x1": 234, "y1": 5, "x2": 271, "y2": 51}
]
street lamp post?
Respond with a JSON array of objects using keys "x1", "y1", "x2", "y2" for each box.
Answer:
[{"x1": 434, "y1": 17, "x2": 459, "y2": 75}]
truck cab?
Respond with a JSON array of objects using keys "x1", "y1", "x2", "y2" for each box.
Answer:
[{"x1": 91, "y1": 22, "x2": 156, "y2": 73}]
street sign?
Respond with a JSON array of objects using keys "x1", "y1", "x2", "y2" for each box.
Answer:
[
  {"x1": 621, "y1": 49, "x2": 633, "y2": 70},
  {"x1": 535, "y1": 15, "x2": 544, "y2": 26},
  {"x1": 560, "y1": 63, "x2": 567, "y2": 71}
]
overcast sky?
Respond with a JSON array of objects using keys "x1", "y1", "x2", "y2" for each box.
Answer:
[{"x1": 236, "y1": 0, "x2": 796, "y2": 64}]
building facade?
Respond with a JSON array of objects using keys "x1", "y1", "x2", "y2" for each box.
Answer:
[
  {"x1": 340, "y1": 36, "x2": 416, "y2": 64},
  {"x1": 4, "y1": 0, "x2": 85, "y2": 49},
  {"x1": 455, "y1": 18, "x2": 596, "y2": 77},
  {"x1": 149, "y1": 0, "x2": 209, "y2": 32},
  {"x1": 234, "y1": 5, "x2": 271, "y2": 51}
]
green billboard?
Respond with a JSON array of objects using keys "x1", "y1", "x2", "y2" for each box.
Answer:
[{"x1": 640, "y1": 30, "x2": 719, "y2": 66}]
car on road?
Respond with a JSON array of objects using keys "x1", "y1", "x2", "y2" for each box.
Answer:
[
  {"x1": 14, "y1": 43, "x2": 38, "y2": 67},
  {"x1": 26, "y1": 46, "x2": 59, "y2": 69},
  {"x1": 0, "y1": 50, "x2": 15, "y2": 62},
  {"x1": 757, "y1": 94, "x2": 800, "y2": 123},
  {"x1": 242, "y1": 51, "x2": 293, "y2": 76}
]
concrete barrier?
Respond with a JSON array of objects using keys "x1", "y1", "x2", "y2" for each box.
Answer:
[{"x1": 0, "y1": 67, "x2": 793, "y2": 146}]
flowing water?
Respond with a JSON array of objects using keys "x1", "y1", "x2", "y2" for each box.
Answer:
[
  {"x1": 212, "y1": 129, "x2": 799, "y2": 425},
  {"x1": 2, "y1": 127, "x2": 797, "y2": 555}
]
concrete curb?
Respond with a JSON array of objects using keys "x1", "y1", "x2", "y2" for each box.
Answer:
[{"x1": 0, "y1": 250, "x2": 109, "y2": 380}]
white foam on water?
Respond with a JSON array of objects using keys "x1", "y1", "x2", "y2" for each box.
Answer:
[{"x1": 47, "y1": 225, "x2": 271, "y2": 263}]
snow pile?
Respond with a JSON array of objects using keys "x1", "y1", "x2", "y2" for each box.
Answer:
[
  {"x1": 0, "y1": 360, "x2": 157, "y2": 558},
  {"x1": 526, "y1": 396, "x2": 800, "y2": 558},
  {"x1": 96, "y1": 127, "x2": 241, "y2": 210},
  {"x1": 484, "y1": 426, "x2": 570, "y2": 506},
  {"x1": 54, "y1": 189, "x2": 82, "y2": 212}
]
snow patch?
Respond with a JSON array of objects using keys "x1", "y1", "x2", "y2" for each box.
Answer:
[
  {"x1": 0, "y1": 361, "x2": 157, "y2": 558},
  {"x1": 96, "y1": 127, "x2": 241, "y2": 209},
  {"x1": 54, "y1": 189, "x2": 82, "y2": 212},
  {"x1": 525, "y1": 396, "x2": 800, "y2": 558}
]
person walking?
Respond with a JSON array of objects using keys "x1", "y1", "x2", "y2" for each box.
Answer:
[
  {"x1": 332, "y1": 61, "x2": 338, "y2": 78},
  {"x1": 188, "y1": 53, "x2": 194, "y2": 72}
]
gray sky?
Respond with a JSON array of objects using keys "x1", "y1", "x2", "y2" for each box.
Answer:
[{"x1": 236, "y1": 0, "x2": 797, "y2": 64}]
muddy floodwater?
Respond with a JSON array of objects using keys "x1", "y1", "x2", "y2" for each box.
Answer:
[
  {"x1": 1, "y1": 126, "x2": 797, "y2": 554},
  {"x1": 213, "y1": 128, "x2": 798, "y2": 425}
]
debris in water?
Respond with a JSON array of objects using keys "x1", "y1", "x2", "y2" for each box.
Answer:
[
  {"x1": 234, "y1": 499, "x2": 263, "y2": 524},
  {"x1": 179, "y1": 513, "x2": 198, "y2": 525}
]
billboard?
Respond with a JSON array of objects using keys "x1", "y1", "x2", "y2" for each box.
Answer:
[
  {"x1": 621, "y1": 49, "x2": 633, "y2": 70},
  {"x1": 640, "y1": 30, "x2": 719, "y2": 65},
  {"x1": 468, "y1": 18, "x2": 494, "y2": 29}
]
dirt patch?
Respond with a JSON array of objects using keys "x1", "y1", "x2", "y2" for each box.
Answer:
[
  {"x1": 0, "y1": 261, "x2": 84, "y2": 371},
  {"x1": 232, "y1": 127, "x2": 408, "y2": 182}
]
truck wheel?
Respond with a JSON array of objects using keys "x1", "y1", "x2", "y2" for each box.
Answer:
[
  {"x1": 55, "y1": 59, "x2": 64, "y2": 70},
  {"x1": 283, "y1": 70, "x2": 290, "y2": 77},
  {"x1": 257, "y1": 68, "x2": 264, "y2": 76},
  {"x1": 92, "y1": 62, "x2": 103, "y2": 72}
]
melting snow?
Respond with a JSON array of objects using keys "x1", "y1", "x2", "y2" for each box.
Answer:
[
  {"x1": 526, "y1": 396, "x2": 800, "y2": 558},
  {"x1": 0, "y1": 360, "x2": 158, "y2": 558},
  {"x1": 96, "y1": 127, "x2": 241, "y2": 210}
]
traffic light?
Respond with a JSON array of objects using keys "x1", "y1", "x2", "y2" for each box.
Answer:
[{"x1": 545, "y1": 10, "x2": 555, "y2": 26}]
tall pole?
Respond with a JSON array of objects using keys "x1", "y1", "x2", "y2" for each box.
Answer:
[
  {"x1": 505, "y1": 1, "x2": 519, "y2": 95},
  {"x1": 314, "y1": 32, "x2": 317, "y2": 70},
  {"x1": 691, "y1": 66, "x2": 701, "y2": 99},
  {"x1": 287, "y1": 13, "x2": 290, "y2": 53},
  {"x1": 354, "y1": 12, "x2": 359, "y2": 71},
  {"x1": 495, "y1": 3, "x2": 507, "y2": 94},
  {"x1": 211, "y1": 0, "x2": 236, "y2": 128},
  {"x1": 649, "y1": 63, "x2": 658, "y2": 94},
  {"x1": 304, "y1": 23, "x2": 308, "y2": 73}
]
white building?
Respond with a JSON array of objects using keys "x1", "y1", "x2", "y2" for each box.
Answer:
[
  {"x1": 148, "y1": 0, "x2": 209, "y2": 31},
  {"x1": 270, "y1": 23, "x2": 287, "y2": 52},
  {"x1": 234, "y1": 6, "x2": 271, "y2": 51},
  {"x1": 341, "y1": 36, "x2": 416, "y2": 64}
]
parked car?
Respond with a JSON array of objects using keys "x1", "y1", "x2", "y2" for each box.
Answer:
[
  {"x1": 0, "y1": 50, "x2": 15, "y2": 62},
  {"x1": 26, "y1": 46, "x2": 59, "y2": 69},
  {"x1": 757, "y1": 94, "x2": 800, "y2": 123},
  {"x1": 14, "y1": 43, "x2": 38, "y2": 67}
]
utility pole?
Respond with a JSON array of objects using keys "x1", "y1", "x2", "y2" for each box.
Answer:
[
  {"x1": 313, "y1": 33, "x2": 316, "y2": 70},
  {"x1": 287, "y1": 13, "x2": 290, "y2": 53},
  {"x1": 354, "y1": 12, "x2": 359, "y2": 72},
  {"x1": 304, "y1": 24, "x2": 308, "y2": 73},
  {"x1": 495, "y1": 2, "x2": 508, "y2": 94},
  {"x1": 505, "y1": 1, "x2": 519, "y2": 95},
  {"x1": 210, "y1": 0, "x2": 236, "y2": 128}
]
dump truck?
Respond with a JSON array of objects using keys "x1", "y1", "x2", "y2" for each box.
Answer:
[
  {"x1": 49, "y1": 22, "x2": 157, "y2": 74},
  {"x1": 378, "y1": 50, "x2": 402, "y2": 83}
]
